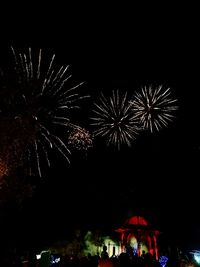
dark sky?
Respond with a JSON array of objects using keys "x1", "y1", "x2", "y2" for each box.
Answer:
[{"x1": 0, "y1": 3, "x2": 199, "y2": 251}]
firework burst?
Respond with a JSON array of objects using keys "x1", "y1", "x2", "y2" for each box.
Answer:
[
  {"x1": 90, "y1": 90, "x2": 140, "y2": 149},
  {"x1": 0, "y1": 159, "x2": 9, "y2": 180},
  {"x1": 68, "y1": 126, "x2": 93, "y2": 151},
  {"x1": 130, "y1": 85, "x2": 178, "y2": 132},
  {"x1": 0, "y1": 47, "x2": 89, "y2": 177}
]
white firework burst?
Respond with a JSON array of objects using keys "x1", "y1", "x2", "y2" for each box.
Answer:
[
  {"x1": 130, "y1": 85, "x2": 178, "y2": 132},
  {"x1": 90, "y1": 90, "x2": 140, "y2": 149},
  {"x1": 0, "y1": 47, "x2": 89, "y2": 177}
]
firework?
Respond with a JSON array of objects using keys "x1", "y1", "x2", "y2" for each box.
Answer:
[
  {"x1": 0, "y1": 47, "x2": 89, "y2": 177},
  {"x1": 130, "y1": 85, "x2": 178, "y2": 132},
  {"x1": 90, "y1": 90, "x2": 140, "y2": 149},
  {"x1": 68, "y1": 126, "x2": 93, "y2": 151},
  {"x1": 0, "y1": 159, "x2": 9, "y2": 180}
]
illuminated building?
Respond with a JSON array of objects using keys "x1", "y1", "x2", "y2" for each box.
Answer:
[{"x1": 115, "y1": 215, "x2": 160, "y2": 259}]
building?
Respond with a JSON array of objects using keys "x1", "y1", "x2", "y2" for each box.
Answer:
[{"x1": 115, "y1": 215, "x2": 160, "y2": 260}]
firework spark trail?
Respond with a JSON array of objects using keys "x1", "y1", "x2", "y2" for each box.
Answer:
[
  {"x1": 0, "y1": 47, "x2": 89, "y2": 177},
  {"x1": 130, "y1": 85, "x2": 178, "y2": 132},
  {"x1": 90, "y1": 90, "x2": 140, "y2": 149}
]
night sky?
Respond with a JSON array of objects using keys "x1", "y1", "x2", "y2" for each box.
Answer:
[{"x1": 0, "y1": 3, "x2": 199, "y2": 252}]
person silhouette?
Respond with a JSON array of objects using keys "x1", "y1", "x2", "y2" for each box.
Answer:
[
  {"x1": 101, "y1": 245, "x2": 109, "y2": 259},
  {"x1": 99, "y1": 245, "x2": 114, "y2": 267}
]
